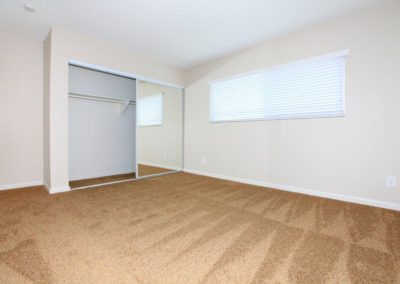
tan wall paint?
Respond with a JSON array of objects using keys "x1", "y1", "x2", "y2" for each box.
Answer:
[
  {"x1": 183, "y1": 2, "x2": 400, "y2": 208},
  {"x1": 137, "y1": 82, "x2": 183, "y2": 171},
  {"x1": 44, "y1": 27, "x2": 185, "y2": 192},
  {"x1": 0, "y1": 30, "x2": 43, "y2": 189}
]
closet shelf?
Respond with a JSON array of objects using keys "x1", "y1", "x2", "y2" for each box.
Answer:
[{"x1": 68, "y1": 92, "x2": 135, "y2": 114}]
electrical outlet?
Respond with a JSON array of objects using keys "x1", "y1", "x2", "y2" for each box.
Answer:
[
  {"x1": 386, "y1": 176, "x2": 397, "y2": 188},
  {"x1": 201, "y1": 157, "x2": 207, "y2": 164},
  {"x1": 163, "y1": 153, "x2": 168, "y2": 159}
]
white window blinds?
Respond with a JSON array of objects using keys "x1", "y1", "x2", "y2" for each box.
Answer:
[
  {"x1": 138, "y1": 93, "x2": 163, "y2": 126},
  {"x1": 210, "y1": 50, "x2": 347, "y2": 122}
]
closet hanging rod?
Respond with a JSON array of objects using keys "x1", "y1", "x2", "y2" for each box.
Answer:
[{"x1": 68, "y1": 92, "x2": 135, "y2": 105}]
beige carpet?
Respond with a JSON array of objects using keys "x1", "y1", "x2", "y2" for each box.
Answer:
[{"x1": 0, "y1": 173, "x2": 399, "y2": 283}]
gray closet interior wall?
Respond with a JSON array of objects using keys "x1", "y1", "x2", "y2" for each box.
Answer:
[
  {"x1": 68, "y1": 65, "x2": 136, "y2": 181},
  {"x1": 69, "y1": 65, "x2": 136, "y2": 100}
]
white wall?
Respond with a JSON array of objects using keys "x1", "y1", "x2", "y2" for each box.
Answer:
[
  {"x1": 138, "y1": 82, "x2": 183, "y2": 171},
  {"x1": 184, "y1": 2, "x2": 400, "y2": 210},
  {"x1": 43, "y1": 32, "x2": 51, "y2": 189},
  {"x1": 0, "y1": 30, "x2": 43, "y2": 190},
  {"x1": 44, "y1": 27, "x2": 185, "y2": 192}
]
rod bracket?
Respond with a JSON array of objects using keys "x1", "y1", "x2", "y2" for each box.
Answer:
[{"x1": 120, "y1": 100, "x2": 130, "y2": 114}]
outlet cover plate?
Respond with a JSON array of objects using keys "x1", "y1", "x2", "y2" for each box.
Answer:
[{"x1": 386, "y1": 176, "x2": 397, "y2": 188}]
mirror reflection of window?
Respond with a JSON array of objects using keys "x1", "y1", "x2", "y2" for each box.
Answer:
[{"x1": 138, "y1": 93, "x2": 163, "y2": 127}]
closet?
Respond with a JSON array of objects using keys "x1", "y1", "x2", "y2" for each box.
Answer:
[
  {"x1": 68, "y1": 65, "x2": 136, "y2": 189},
  {"x1": 67, "y1": 63, "x2": 184, "y2": 189}
]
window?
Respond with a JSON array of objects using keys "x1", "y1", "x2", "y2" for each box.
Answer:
[
  {"x1": 210, "y1": 50, "x2": 347, "y2": 122},
  {"x1": 138, "y1": 93, "x2": 163, "y2": 126}
]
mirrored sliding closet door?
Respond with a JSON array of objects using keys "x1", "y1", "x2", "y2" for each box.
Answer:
[{"x1": 136, "y1": 81, "x2": 183, "y2": 178}]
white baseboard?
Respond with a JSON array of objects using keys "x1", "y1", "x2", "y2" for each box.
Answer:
[
  {"x1": 69, "y1": 169, "x2": 135, "y2": 181},
  {"x1": 0, "y1": 180, "x2": 43, "y2": 191},
  {"x1": 183, "y1": 168, "x2": 400, "y2": 212},
  {"x1": 139, "y1": 161, "x2": 182, "y2": 172},
  {"x1": 44, "y1": 183, "x2": 71, "y2": 194}
]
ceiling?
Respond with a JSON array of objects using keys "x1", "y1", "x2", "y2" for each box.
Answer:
[{"x1": 0, "y1": 0, "x2": 392, "y2": 69}]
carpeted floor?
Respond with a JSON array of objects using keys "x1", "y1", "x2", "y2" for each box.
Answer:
[{"x1": 1, "y1": 173, "x2": 399, "y2": 283}]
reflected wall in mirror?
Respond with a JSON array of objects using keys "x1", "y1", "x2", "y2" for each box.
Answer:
[{"x1": 137, "y1": 81, "x2": 183, "y2": 178}]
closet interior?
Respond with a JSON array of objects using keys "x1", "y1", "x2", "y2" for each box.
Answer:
[{"x1": 68, "y1": 65, "x2": 136, "y2": 189}]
